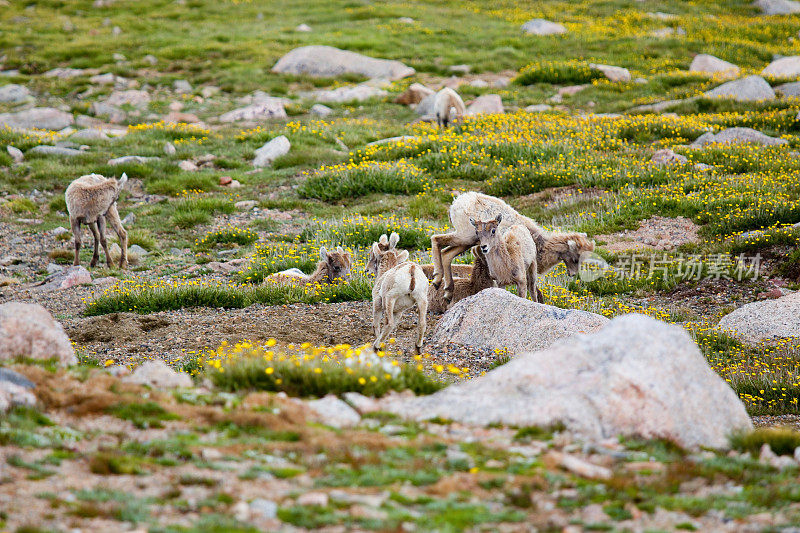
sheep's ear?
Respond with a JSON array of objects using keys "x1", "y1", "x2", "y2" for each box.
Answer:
[
  {"x1": 118, "y1": 172, "x2": 128, "y2": 187},
  {"x1": 568, "y1": 240, "x2": 577, "y2": 253},
  {"x1": 320, "y1": 246, "x2": 328, "y2": 261},
  {"x1": 389, "y1": 232, "x2": 399, "y2": 248},
  {"x1": 371, "y1": 242, "x2": 381, "y2": 255},
  {"x1": 379, "y1": 234, "x2": 388, "y2": 245},
  {"x1": 495, "y1": 213, "x2": 503, "y2": 223},
  {"x1": 398, "y1": 250, "x2": 409, "y2": 263}
]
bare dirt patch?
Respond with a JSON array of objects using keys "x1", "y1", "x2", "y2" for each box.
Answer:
[{"x1": 597, "y1": 215, "x2": 700, "y2": 252}]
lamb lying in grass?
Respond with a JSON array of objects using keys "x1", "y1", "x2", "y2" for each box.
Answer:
[
  {"x1": 366, "y1": 232, "x2": 428, "y2": 354},
  {"x1": 267, "y1": 246, "x2": 352, "y2": 285},
  {"x1": 65, "y1": 173, "x2": 128, "y2": 269}
]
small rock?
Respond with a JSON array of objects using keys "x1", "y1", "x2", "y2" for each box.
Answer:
[
  {"x1": 590, "y1": 63, "x2": 631, "y2": 82},
  {"x1": 249, "y1": 499, "x2": 278, "y2": 519},
  {"x1": 0, "y1": 84, "x2": 31, "y2": 103},
  {"x1": 0, "y1": 107, "x2": 74, "y2": 130},
  {"x1": 143, "y1": 54, "x2": 158, "y2": 66},
  {"x1": 704, "y1": 75, "x2": 775, "y2": 102},
  {"x1": 178, "y1": 160, "x2": 198, "y2": 172},
  {"x1": 466, "y1": 94, "x2": 504, "y2": 115},
  {"x1": 689, "y1": 54, "x2": 740, "y2": 78},
  {"x1": 229, "y1": 179, "x2": 242, "y2": 188},
  {"x1": 297, "y1": 492, "x2": 329, "y2": 507},
  {"x1": 546, "y1": 452, "x2": 612, "y2": 479},
  {"x1": 46, "y1": 263, "x2": 63, "y2": 274},
  {"x1": 651, "y1": 148, "x2": 688, "y2": 166},
  {"x1": 232, "y1": 501, "x2": 250, "y2": 522},
  {"x1": 0, "y1": 302, "x2": 77, "y2": 366},
  {"x1": 71, "y1": 128, "x2": 109, "y2": 141},
  {"x1": 310, "y1": 103, "x2": 332, "y2": 117},
  {"x1": 164, "y1": 142, "x2": 177, "y2": 155},
  {"x1": 201, "y1": 448, "x2": 223, "y2": 461},
  {"x1": 343, "y1": 391, "x2": 382, "y2": 414},
  {"x1": 104, "y1": 89, "x2": 150, "y2": 108},
  {"x1": 0, "y1": 381, "x2": 37, "y2": 413},
  {"x1": 6, "y1": 145, "x2": 23, "y2": 163},
  {"x1": 395, "y1": 82, "x2": 434, "y2": 105},
  {"x1": 28, "y1": 145, "x2": 83, "y2": 157},
  {"x1": 692, "y1": 127, "x2": 787, "y2": 147},
  {"x1": 108, "y1": 155, "x2": 160, "y2": 165},
  {"x1": 173, "y1": 79, "x2": 192, "y2": 94},
  {"x1": 295, "y1": 23, "x2": 312, "y2": 32},
  {"x1": 469, "y1": 79, "x2": 489, "y2": 88},
  {"x1": 112, "y1": 53, "x2": 127, "y2": 62},
  {"x1": 219, "y1": 175, "x2": 233, "y2": 186},
  {"x1": 521, "y1": 18, "x2": 567, "y2": 35},
  {"x1": 253, "y1": 135, "x2": 291, "y2": 167},
  {"x1": 304, "y1": 83, "x2": 387, "y2": 103},
  {"x1": 0, "y1": 368, "x2": 35, "y2": 389},
  {"x1": 525, "y1": 104, "x2": 552, "y2": 112},
  {"x1": 306, "y1": 395, "x2": 361, "y2": 428},
  {"x1": 200, "y1": 86, "x2": 220, "y2": 98},
  {"x1": 272, "y1": 45, "x2": 415, "y2": 80},
  {"x1": 218, "y1": 100, "x2": 287, "y2": 122},
  {"x1": 449, "y1": 64, "x2": 471, "y2": 74},
  {"x1": 123, "y1": 360, "x2": 192, "y2": 388},
  {"x1": 121, "y1": 213, "x2": 136, "y2": 226},
  {"x1": 44, "y1": 67, "x2": 84, "y2": 79},
  {"x1": 235, "y1": 200, "x2": 257, "y2": 211},
  {"x1": 128, "y1": 244, "x2": 149, "y2": 256}
]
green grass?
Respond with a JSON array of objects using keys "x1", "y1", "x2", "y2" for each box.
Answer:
[
  {"x1": 730, "y1": 428, "x2": 800, "y2": 456},
  {"x1": 298, "y1": 161, "x2": 431, "y2": 201},
  {"x1": 107, "y1": 402, "x2": 181, "y2": 429}
]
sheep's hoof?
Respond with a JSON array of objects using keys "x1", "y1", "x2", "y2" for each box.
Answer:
[
  {"x1": 443, "y1": 288, "x2": 453, "y2": 301},
  {"x1": 89, "y1": 259, "x2": 97, "y2": 268},
  {"x1": 414, "y1": 344, "x2": 422, "y2": 355}
]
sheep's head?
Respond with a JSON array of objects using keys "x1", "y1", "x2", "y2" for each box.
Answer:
[
  {"x1": 320, "y1": 246, "x2": 352, "y2": 282},
  {"x1": 470, "y1": 214, "x2": 502, "y2": 254},
  {"x1": 365, "y1": 232, "x2": 404, "y2": 276},
  {"x1": 560, "y1": 234, "x2": 595, "y2": 276}
]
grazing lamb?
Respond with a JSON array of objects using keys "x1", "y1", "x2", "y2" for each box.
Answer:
[
  {"x1": 433, "y1": 87, "x2": 466, "y2": 128},
  {"x1": 428, "y1": 246, "x2": 494, "y2": 314},
  {"x1": 431, "y1": 191, "x2": 594, "y2": 300},
  {"x1": 472, "y1": 215, "x2": 540, "y2": 302},
  {"x1": 366, "y1": 232, "x2": 428, "y2": 354},
  {"x1": 65, "y1": 172, "x2": 128, "y2": 269},
  {"x1": 267, "y1": 246, "x2": 352, "y2": 285}
]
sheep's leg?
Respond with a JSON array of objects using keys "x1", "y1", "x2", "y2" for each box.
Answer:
[
  {"x1": 70, "y1": 218, "x2": 82, "y2": 266},
  {"x1": 88, "y1": 221, "x2": 101, "y2": 268},
  {"x1": 527, "y1": 263, "x2": 540, "y2": 303},
  {"x1": 372, "y1": 296, "x2": 384, "y2": 348},
  {"x1": 415, "y1": 297, "x2": 427, "y2": 355},
  {"x1": 97, "y1": 215, "x2": 112, "y2": 268},
  {"x1": 106, "y1": 203, "x2": 128, "y2": 269},
  {"x1": 430, "y1": 232, "x2": 454, "y2": 289},
  {"x1": 440, "y1": 243, "x2": 471, "y2": 300},
  {"x1": 380, "y1": 297, "x2": 397, "y2": 346},
  {"x1": 515, "y1": 270, "x2": 528, "y2": 300}
]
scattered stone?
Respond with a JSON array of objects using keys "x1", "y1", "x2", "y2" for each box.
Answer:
[
  {"x1": 200, "y1": 86, "x2": 220, "y2": 98},
  {"x1": 46, "y1": 262, "x2": 64, "y2": 273},
  {"x1": 253, "y1": 135, "x2": 291, "y2": 167},
  {"x1": 272, "y1": 45, "x2": 415, "y2": 80},
  {"x1": 0, "y1": 368, "x2": 35, "y2": 389},
  {"x1": 590, "y1": 63, "x2": 631, "y2": 82},
  {"x1": 305, "y1": 83, "x2": 387, "y2": 103},
  {"x1": 112, "y1": 25, "x2": 122, "y2": 36},
  {"x1": 297, "y1": 492, "x2": 329, "y2": 507},
  {"x1": 449, "y1": 64, "x2": 470, "y2": 74},
  {"x1": 342, "y1": 391, "x2": 381, "y2": 414},
  {"x1": 762, "y1": 56, "x2": 800, "y2": 79},
  {"x1": 521, "y1": 18, "x2": 567, "y2": 35},
  {"x1": 105, "y1": 89, "x2": 151, "y2": 108},
  {"x1": 427, "y1": 289, "x2": 609, "y2": 356},
  {"x1": 651, "y1": 27, "x2": 685, "y2": 38},
  {"x1": 753, "y1": 0, "x2": 800, "y2": 15},
  {"x1": 466, "y1": 94, "x2": 504, "y2": 115},
  {"x1": 235, "y1": 200, "x2": 257, "y2": 211},
  {"x1": 692, "y1": 127, "x2": 788, "y2": 146},
  {"x1": 366, "y1": 135, "x2": 417, "y2": 146},
  {"x1": 143, "y1": 54, "x2": 158, "y2": 66},
  {"x1": 689, "y1": 54, "x2": 740, "y2": 78},
  {"x1": 394, "y1": 82, "x2": 434, "y2": 105},
  {"x1": 178, "y1": 160, "x2": 198, "y2": 172},
  {"x1": 525, "y1": 104, "x2": 553, "y2": 112},
  {"x1": 44, "y1": 67, "x2": 84, "y2": 79},
  {"x1": 629, "y1": 98, "x2": 689, "y2": 113},
  {"x1": 559, "y1": 84, "x2": 590, "y2": 96},
  {"x1": 163, "y1": 142, "x2": 177, "y2": 156},
  {"x1": 546, "y1": 452, "x2": 612, "y2": 479},
  {"x1": 469, "y1": 79, "x2": 489, "y2": 88},
  {"x1": 249, "y1": 499, "x2": 278, "y2": 519},
  {"x1": 229, "y1": 180, "x2": 241, "y2": 188},
  {"x1": 305, "y1": 395, "x2": 361, "y2": 428},
  {"x1": 0, "y1": 84, "x2": 31, "y2": 103},
  {"x1": 71, "y1": 128, "x2": 109, "y2": 141},
  {"x1": 0, "y1": 107, "x2": 74, "y2": 130},
  {"x1": 128, "y1": 244, "x2": 149, "y2": 256},
  {"x1": 651, "y1": 148, "x2": 688, "y2": 166},
  {"x1": 384, "y1": 314, "x2": 752, "y2": 449},
  {"x1": 0, "y1": 381, "x2": 37, "y2": 413},
  {"x1": 774, "y1": 81, "x2": 800, "y2": 97},
  {"x1": 310, "y1": 103, "x2": 332, "y2": 117},
  {"x1": 123, "y1": 360, "x2": 193, "y2": 388},
  {"x1": 90, "y1": 101, "x2": 126, "y2": 123},
  {"x1": 718, "y1": 291, "x2": 800, "y2": 344},
  {"x1": 704, "y1": 75, "x2": 775, "y2": 101},
  {"x1": 0, "y1": 302, "x2": 77, "y2": 366},
  {"x1": 173, "y1": 79, "x2": 192, "y2": 94},
  {"x1": 108, "y1": 155, "x2": 161, "y2": 165},
  {"x1": 112, "y1": 53, "x2": 127, "y2": 62},
  {"x1": 201, "y1": 448, "x2": 223, "y2": 461},
  {"x1": 28, "y1": 145, "x2": 83, "y2": 157},
  {"x1": 295, "y1": 23, "x2": 312, "y2": 32},
  {"x1": 218, "y1": 100, "x2": 287, "y2": 122},
  {"x1": 219, "y1": 175, "x2": 232, "y2": 186},
  {"x1": 6, "y1": 145, "x2": 23, "y2": 163}
]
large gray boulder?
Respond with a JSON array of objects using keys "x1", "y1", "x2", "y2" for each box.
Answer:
[
  {"x1": 774, "y1": 81, "x2": 800, "y2": 96},
  {"x1": 28, "y1": 145, "x2": 83, "y2": 157},
  {"x1": 253, "y1": 135, "x2": 290, "y2": 167},
  {"x1": 762, "y1": 56, "x2": 800, "y2": 78},
  {"x1": 272, "y1": 46, "x2": 415, "y2": 80},
  {"x1": 521, "y1": 19, "x2": 567, "y2": 35},
  {"x1": 0, "y1": 84, "x2": 32, "y2": 103},
  {"x1": 590, "y1": 63, "x2": 631, "y2": 82},
  {"x1": 0, "y1": 107, "x2": 74, "y2": 130},
  {"x1": 703, "y1": 75, "x2": 775, "y2": 101},
  {"x1": 384, "y1": 314, "x2": 752, "y2": 449},
  {"x1": 426, "y1": 288, "x2": 609, "y2": 356},
  {"x1": 104, "y1": 89, "x2": 150, "y2": 108},
  {"x1": 692, "y1": 127, "x2": 788, "y2": 146},
  {"x1": 689, "y1": 54, "x2": 740, "y2": 78},
  {"x1": 0, "y1": 302, "x2": 77, "y2": 367},
  {"x1": 718, "y1": 292, "x2": 800, "y2": 344},
  {"x1": 754, "y1": 0, "x2": 800, "y2": 15}
]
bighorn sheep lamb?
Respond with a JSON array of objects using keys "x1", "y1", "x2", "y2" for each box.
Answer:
[
  {"x1": 372, "y1": 233, "x2": 472, "y2": 280},
  {"x1": 65, "y1": 172, "x2": 128, "y2": 269},
  {"x1": 431, "y1": 191, "x2": 594, "y2": 300},
  {"x1": 267, "y1": 246, "x2": 352, "y2": 285},
  {"x1": 428, "y1": 246, "x2": 494, "y2": 314},
  {"x1": 433, "y1": 87, "x2": 466, "y2": 128},
  {"x1": 472, "y1": 215, "x2": 540, "y2": 301},
  {"x1": 366, "y1": 232, "x2": 428, "y2": 354}
]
